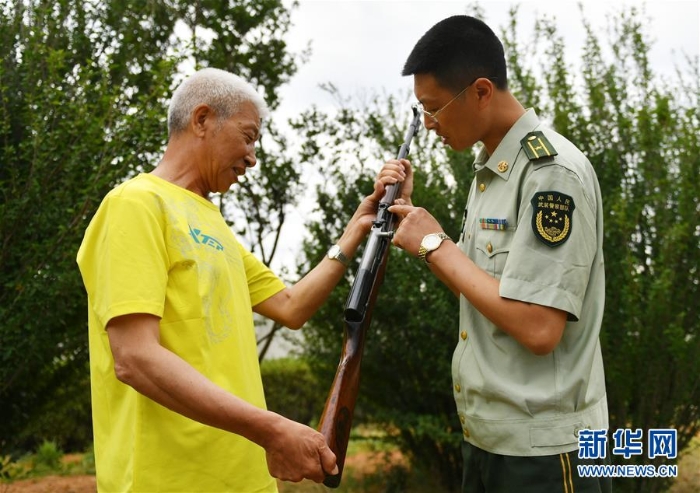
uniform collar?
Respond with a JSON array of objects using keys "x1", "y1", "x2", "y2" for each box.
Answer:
[{"x1": 475, "y1": 109, "x2": 542, "y2": 180}]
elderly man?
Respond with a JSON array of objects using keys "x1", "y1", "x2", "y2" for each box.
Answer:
[{"x1": 77, "y1": 68, "x2": 386, "y2": 492}]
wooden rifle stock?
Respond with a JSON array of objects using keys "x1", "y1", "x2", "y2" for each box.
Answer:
[{"x1": 318, "y1": 107, "x2": 422, "y2": 488}]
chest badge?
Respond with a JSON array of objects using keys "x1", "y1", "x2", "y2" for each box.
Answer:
[{"x1": 530, "y1": 191, "x2": 575, "y2": 246}]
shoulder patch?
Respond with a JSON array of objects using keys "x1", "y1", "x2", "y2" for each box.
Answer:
[
  {"x1": 521, "y1": 131, "x2": 558, "y2": 161},
  {"x1": 530, "y1": 191, "x2": 575, "y2": 247}
]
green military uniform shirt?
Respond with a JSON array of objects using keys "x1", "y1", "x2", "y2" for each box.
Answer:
[{"x1": 453, "y1": 109, "x2": 608, "y2": 456}]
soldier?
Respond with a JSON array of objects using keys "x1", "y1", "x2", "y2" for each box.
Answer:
[{"x1": 381, "y1": 15, "x2": 610, "y2": 493}]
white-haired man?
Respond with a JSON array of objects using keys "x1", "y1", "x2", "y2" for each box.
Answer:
[{"x1": 78, "y1": 68, "x2": 387, "y2": 492}]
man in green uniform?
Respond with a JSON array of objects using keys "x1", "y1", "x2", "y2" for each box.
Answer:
[{"x1": 381, "y1": 16, "x2": 611, "y2": 492}]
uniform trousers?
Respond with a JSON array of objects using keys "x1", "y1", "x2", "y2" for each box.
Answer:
[{"x1": 461, "y1": 440, "x2": 613, "y2": 493}]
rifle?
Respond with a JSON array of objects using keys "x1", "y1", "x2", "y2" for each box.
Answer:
[{"x1": 318, "y1": 106, "x2": 421, "y2": 488}]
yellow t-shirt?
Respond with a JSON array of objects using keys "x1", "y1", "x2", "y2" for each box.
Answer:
[{"x1": 77, "y1": 173, "x2": 285, "y2": 492}]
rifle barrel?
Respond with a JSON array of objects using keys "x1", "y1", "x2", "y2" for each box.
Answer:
[{"x1": 343, "y1": 107, "x2": 421, "y2": 321}]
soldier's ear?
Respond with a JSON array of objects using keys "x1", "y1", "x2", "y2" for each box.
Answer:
[{"x1": 474, "y1": 78, "x2": 494, "y2": 107}]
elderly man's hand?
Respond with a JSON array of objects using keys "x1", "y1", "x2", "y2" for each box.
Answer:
[{"x1": 264, "y1": 416, "x2": 338, "y2": 483}]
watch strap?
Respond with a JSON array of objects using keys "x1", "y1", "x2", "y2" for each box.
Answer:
[
  {"x1": 327, "y1": 244, "x2": 349, "y2": 267},
  {"x1": 418, "y1": 232, "x2": 451, "y2": 263}
]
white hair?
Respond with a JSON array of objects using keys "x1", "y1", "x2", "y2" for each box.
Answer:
[{"x1": 167, "y1": 68, "x2": 269, "y2": 135}]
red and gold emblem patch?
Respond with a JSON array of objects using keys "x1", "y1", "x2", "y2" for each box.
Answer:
[{"x1": 530, "y1": 191, "x2": 575, "y2": 246}]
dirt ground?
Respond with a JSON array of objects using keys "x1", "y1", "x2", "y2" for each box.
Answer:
[
  {"x1": 0, "y1": 452, "x2": 405, "y2": 493},
  {"x1": 0, "y1": 451, "x2": 400, "y2": 493},
  {"x1": 2, "y1": 445, "x2": 698, "y2": 493},
  {"x1": 1, "y1": 475, "x2": 96, "y2": 493}
]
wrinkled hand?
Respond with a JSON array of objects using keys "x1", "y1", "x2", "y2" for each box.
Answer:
[
  {"x1": 347, "y1": 158, "x2": 414, "y2": 235},
  {"x1": 350, "y1": 158, "x2": 413, "y2": 234},
  {"x1": 377, "y1": 158, "x2": 413, "y2": 206},
  {"x1": 387, "y1": 204, "x2": 444, "y2": 257},
  {"x1": 264, "y1": 418, "x2": 337, "y2": 483}
]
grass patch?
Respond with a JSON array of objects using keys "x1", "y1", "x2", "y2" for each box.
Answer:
[{"x1": 0, "y1": 441, "x2": 94, "y2": 484}]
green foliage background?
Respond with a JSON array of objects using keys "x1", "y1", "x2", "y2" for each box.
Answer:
[
  {"x1": 0, "y1": 2, "x2": 697, "y2": 492},
  {"x1": 260, "y1": 357, "x2": 326, "y2": 427},
  {"x1": 0, "y1": 0, "x2": 303, "y2": 453},
  {"x1": 291, "y1": 5, "x2": 699, "y2": 492}
]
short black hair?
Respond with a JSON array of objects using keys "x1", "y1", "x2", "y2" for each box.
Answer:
[{"x1": 402, "y1": 15, "x2": 508, "y2": 92}]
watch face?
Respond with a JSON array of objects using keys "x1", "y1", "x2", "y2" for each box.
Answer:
[
  {"x1": 424, "y1": 234, "x2": 442, "y2": 249},
  {"x1": 329, "y1": 245, "x2": 340, "y2": 257}
]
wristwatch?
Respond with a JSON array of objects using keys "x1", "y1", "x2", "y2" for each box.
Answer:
[
  {"x1": 418, "y1": 233, "x2": 451, "y2": 264},
  {"x1": 327, "y1": 244, "x2": 349, "y2": 267}
]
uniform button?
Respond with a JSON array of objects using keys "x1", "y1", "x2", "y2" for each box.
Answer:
[
  {"x1": 454, "y1": 383, "x2": 461, "y2": 392},
  {"x1": 463, "y1": 427, "x2": 470, "y2": 438},
  {"x1": 461, "y1": 331, "x2": 468, "y2": 340},
  {"x1": 486, "y1": 242, "x2": 493, "y2": 253},
  {"x1": 460, "y1": 414, "x2": 466, "y2": 424},
  {"x1": 479, "y1": 183, "x2": 486, "y2": 192}
]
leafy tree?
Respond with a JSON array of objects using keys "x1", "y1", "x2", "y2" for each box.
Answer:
[
  {"x1": 0, "y1": 0, "x2": 175, "y2": 453},
  {"x1": 0, "y1": 0, "x2": 302, "y2": 453},
  {"x1": 294, "y1": 5, "x2": 698, "y2": 492},
  {"x1": 502, "y1": 5, "x2": 699, "y2": 491}
]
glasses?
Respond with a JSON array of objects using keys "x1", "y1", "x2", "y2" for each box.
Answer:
[{"x1": 416, "y1": 77, "x2": 486, "y2": 124}]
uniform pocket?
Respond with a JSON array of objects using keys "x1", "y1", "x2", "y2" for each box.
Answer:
[{"x1": 474, "y1": 230, "x2": 514, "y2": 278}]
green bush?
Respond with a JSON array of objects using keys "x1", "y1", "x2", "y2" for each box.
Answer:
[
  {"x1": 33, "y1": 440, "x2": 62, "y2": 473},
  {"x1": 260, "y1": 357, "x2": 327, "y2": 426},
  {"x1": 14, "y1": 371, "x2": 93, "y2": 454},
  {"x1": 0, "y1": 454, "x2": 30, "y2": 482},
  {"x1": 81, "y1": 444, "x2": 96, "y2": 475}
]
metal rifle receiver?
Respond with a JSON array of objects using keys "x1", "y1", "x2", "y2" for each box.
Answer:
[{"x1": 343, "y1": 105, "x2": 422, "y2": 322}]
